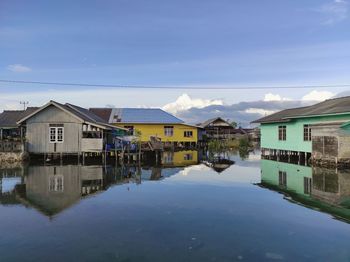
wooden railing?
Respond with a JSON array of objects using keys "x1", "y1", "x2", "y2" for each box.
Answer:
[{"x1": 0, "y1": 141, "x2": 24, "y2": 152}]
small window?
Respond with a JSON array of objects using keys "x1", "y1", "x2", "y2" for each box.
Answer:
[
  {"x1": 164, "y1": 126, "x2": 174, "y2": 137},
  {"x1": 184, "y1": 153, "x2": 193, "y2": 161},
  {"x1": 184, "y1": 131, "x2": 193, "y2": 138},
  {"x1": 278, "y1": 171, "x2": 287, "y2": 187},
  {"x1": 304, "y1": 177, "x2": 312, "y2": 194},
  {"x1": 49, "y1": 127, "x2": 56, "y2": 143},
  {"x1": 163, "y1": 152, "x2": 174, "y2": 164},
  {"x1": 57, "y1": 127, "x2": 64, "y2": 142},
  {"x1": 303, "y1": 124, "x2": 311, "y2": 141},
  {"x1": 278, "y1": 126, "x2": 286, "y2": 141},
  {"x1": 49, "y1": 175, "x2": 64, "y2": 192},
  {"x1": 49, "y1": 125, "x2": 64, "y2": 143}
]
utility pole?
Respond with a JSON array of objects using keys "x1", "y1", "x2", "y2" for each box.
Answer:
[{"x1": 20, "y1": 101, "x2": 29, "y2": 110}]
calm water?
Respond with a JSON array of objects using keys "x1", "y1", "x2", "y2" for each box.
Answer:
[{"x1": 1, "y1": 151, "x2": 350, "y2": 261}]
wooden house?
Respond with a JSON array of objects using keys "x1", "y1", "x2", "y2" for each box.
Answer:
[
  {"x1": 0, "y1": 108, "x2": 39, "y2": 153},
  {"x1": 17, "y1": 101, "x2": 127, "y2": 157},
  {"x1": 198, "y1": 117, "x2": 236, "y2": 140}
]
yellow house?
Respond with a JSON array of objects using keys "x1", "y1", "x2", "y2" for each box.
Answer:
[{"x1": 89, "y1": 108, "x2": 199, "y2": 145}]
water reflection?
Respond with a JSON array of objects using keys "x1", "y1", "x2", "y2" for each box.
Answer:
[
  {"x1": 0, "y1": 150, "x2": 209, "y2": 217},
  {"x1": 260, "y1": 159, "x2": 350, "y2": 222}
]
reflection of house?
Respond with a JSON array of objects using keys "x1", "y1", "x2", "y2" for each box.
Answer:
[
  {"x1": 260, "y1": 159, "x2": 312, "y2": 196},
  {"x1": 0, "y1": 166, "x2": 24, "y2": 206},
  {"x1": 17, "y1": 101, "x2": 126, "y2": 156},
  {"x1": 19, "y1": 165, "x2": 119, "y2": 216},
  {"x1": 140, "y1": 167, "x2": 183, "y2": 181},
  {"x1": 204, "y1": 158, "x2": 235, "y2": 173},
  {"x1": 161, "y1": 150, "x2": 199, "y2": 167},
  {"x1": 312, "y1": 167, "x2": 350, "y2": 206},
  {"x1": 260, "y1": 159, "x2": 350, "y2": 221},
  {"x1": 90, "y1": 108, "x2": 199, "y2": 146},
  {"x1": 23, "y1": 165, "x2": 83, "y2": 215}
]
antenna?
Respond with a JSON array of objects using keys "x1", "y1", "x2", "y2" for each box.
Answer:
[{"x1": 20, "y1": 101, "x2": 29, "y2": 110}]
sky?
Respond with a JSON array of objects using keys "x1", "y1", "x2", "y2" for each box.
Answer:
[{"x1": 0, "y1": 0, "x2": 350, "y2": 123}]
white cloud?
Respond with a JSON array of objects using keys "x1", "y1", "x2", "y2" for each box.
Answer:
[
  {"x1": 7, "y1": 64, "x2": 32, "y2": 72},
  {"x1": 0, "y1": 99, "x2": 22, "y2": 112},
  {"x1": 302, "y1": 90, "x2": 335, "y2": 101},
  {"x1": 162, "y1": 93, "x2": 223, "y2": 115},
  {"x1": 263, "y1": 93, "x2": 291, "y2": 102},
  {"x1": 245, "y1": 108, "x2": 276, "y2": 116},
  {"x1": 318, "y1": 0, "x2": 348, "y2": 25}
]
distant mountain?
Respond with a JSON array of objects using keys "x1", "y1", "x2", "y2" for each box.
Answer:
[{"x1": 176, "y1": 100, "x2": 316, "y2": 127}]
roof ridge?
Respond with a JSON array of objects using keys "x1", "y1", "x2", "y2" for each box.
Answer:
[{"x1": 66, "y1": 103, "x2": 106, "y2": 124}]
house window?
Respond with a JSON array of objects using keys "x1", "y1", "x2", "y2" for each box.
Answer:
[
  {"x1": 49, "y1": 125, "x2": 64, "y2": 143},
  {"x1": 184, "y1": 153, "x2": 193, "y2": 161},
  {"x1": 184, "y1": 131, "x2": 193, "y2": 137},
  {"x1": 278, "y1": 126, "x2": 286, "y2": 141},
  {"x1": 304, "y1": 177, "x2": 312, "y2": 194},
  {"x1": 303, "y1": 124, "x2": 312, "y2": 141},
  {"x1": 49, "y1": 175, "x2": 64, "y2": 192},
  {"x1": 278, "y1": 171, "x2": 287, "y2": 187},
  {"x1": 163, "y1": 152, "x2": 174, "y2": 164},
  {"x1": 164, "y1": 126, "x2": 174, "y2": 137}
]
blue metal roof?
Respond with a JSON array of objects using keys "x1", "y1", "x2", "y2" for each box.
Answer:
[{"x1": 113, "y1": 108, "x2": 184, "y2": 124}]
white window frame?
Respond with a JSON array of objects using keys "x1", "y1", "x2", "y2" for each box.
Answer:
[
  {"x1": 164, "y1": 126, "x2": 174, "y2": 137},
  {"x1": 49, "y1": 175, "x2": 64, "y2": 192},
  {"x1": 184, "y1": 131, "x2": 193, "y2": 138},
  {"x1": 49, "y1": 126, "x2": 64, "y2": 143}
]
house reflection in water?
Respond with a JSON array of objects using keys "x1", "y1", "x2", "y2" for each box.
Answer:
[
  {"x1": 162, "y1": 150, "x2": 199, "y2": 167},
  {"x1": 141, "y1": 150, "x2": 199, "y2": 181},
  {"x1": 0, "y1": 151, "x2": 201, "y2": 217},
  {"x1": 21, "y1": 165, "x2": 116, "y2": 216},
  {"x1": 260, "y1": 159, "x2": 350, "y2": 222}
]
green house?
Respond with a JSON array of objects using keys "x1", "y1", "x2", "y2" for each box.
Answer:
[{"x1": 253, "y1": 96, "x2": 350, "y2": 162}]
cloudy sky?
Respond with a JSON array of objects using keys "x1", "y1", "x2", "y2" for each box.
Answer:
[{"x1": 1, "y1": 0, "x2": 349, "y2": 124}]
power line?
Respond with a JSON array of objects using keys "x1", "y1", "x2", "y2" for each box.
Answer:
[{"x1": 0, "y1": 79, "x2": 350, "y2": 90}]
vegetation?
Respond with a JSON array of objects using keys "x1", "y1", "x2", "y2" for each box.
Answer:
[
  {"x1": 230, "y1": 121, "x2": 238, "y2": 128},
  {"x1": 207, "y1": 136, "x2": 252, "y2": 158}
]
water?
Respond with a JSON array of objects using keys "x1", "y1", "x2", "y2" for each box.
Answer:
[{"x1": 1, "y1": 151, "x2": 350, "y2": 261}]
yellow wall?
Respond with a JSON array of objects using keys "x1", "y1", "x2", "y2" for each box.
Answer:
[
  {"x1": 162, "y1": 150, "x2": 199, "y2": 166},
  {"x1": 114, "y1": 123, "x2": 198, "y2": 143}
]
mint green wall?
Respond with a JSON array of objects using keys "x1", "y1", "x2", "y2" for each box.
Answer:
[
  {"x1": 261, "y1": 159, "x2": 312, "y2": 195},
  {"x1": 260, "y1": 114, "x2": 350, "y2": 152}
]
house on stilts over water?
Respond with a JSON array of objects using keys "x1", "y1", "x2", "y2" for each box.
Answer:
[
  {"x1": 252, "y1": 96, "x2": 350, "y2": 167},
  {"x1": 89, "y1": 108, "x2": 201, "y2": 149},
  {"x1": 17, "y1": 101, "x2": 127, "y2": 160}
]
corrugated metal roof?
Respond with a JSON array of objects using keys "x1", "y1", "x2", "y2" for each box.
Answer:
[
  {"x1": 87, "y1": 108, "x2": 112, "y2": 122},
  {"x1": 65, "y1": 103, "x2": 107, "y2": 123},
  {"x1": 90, "y1": 108, "x2": 184, "y2": 124},
  {"x1": 16, "y1": 101, "x2": 126, "y2": 130},
  {"x1": 0, "y1": 107, "x2": 39, "y2": 128},
  {"x1": 253, "y1": 96, "x2": 350, "y2": 124}
]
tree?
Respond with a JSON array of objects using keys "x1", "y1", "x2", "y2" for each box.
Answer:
[{"x1": 230, "y1": 121, "x2": 237, "y2": 128}]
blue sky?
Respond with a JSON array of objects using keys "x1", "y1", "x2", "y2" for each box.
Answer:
[{"x1": 0, "y1": 0, "x2": 350, "y2": 113}]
